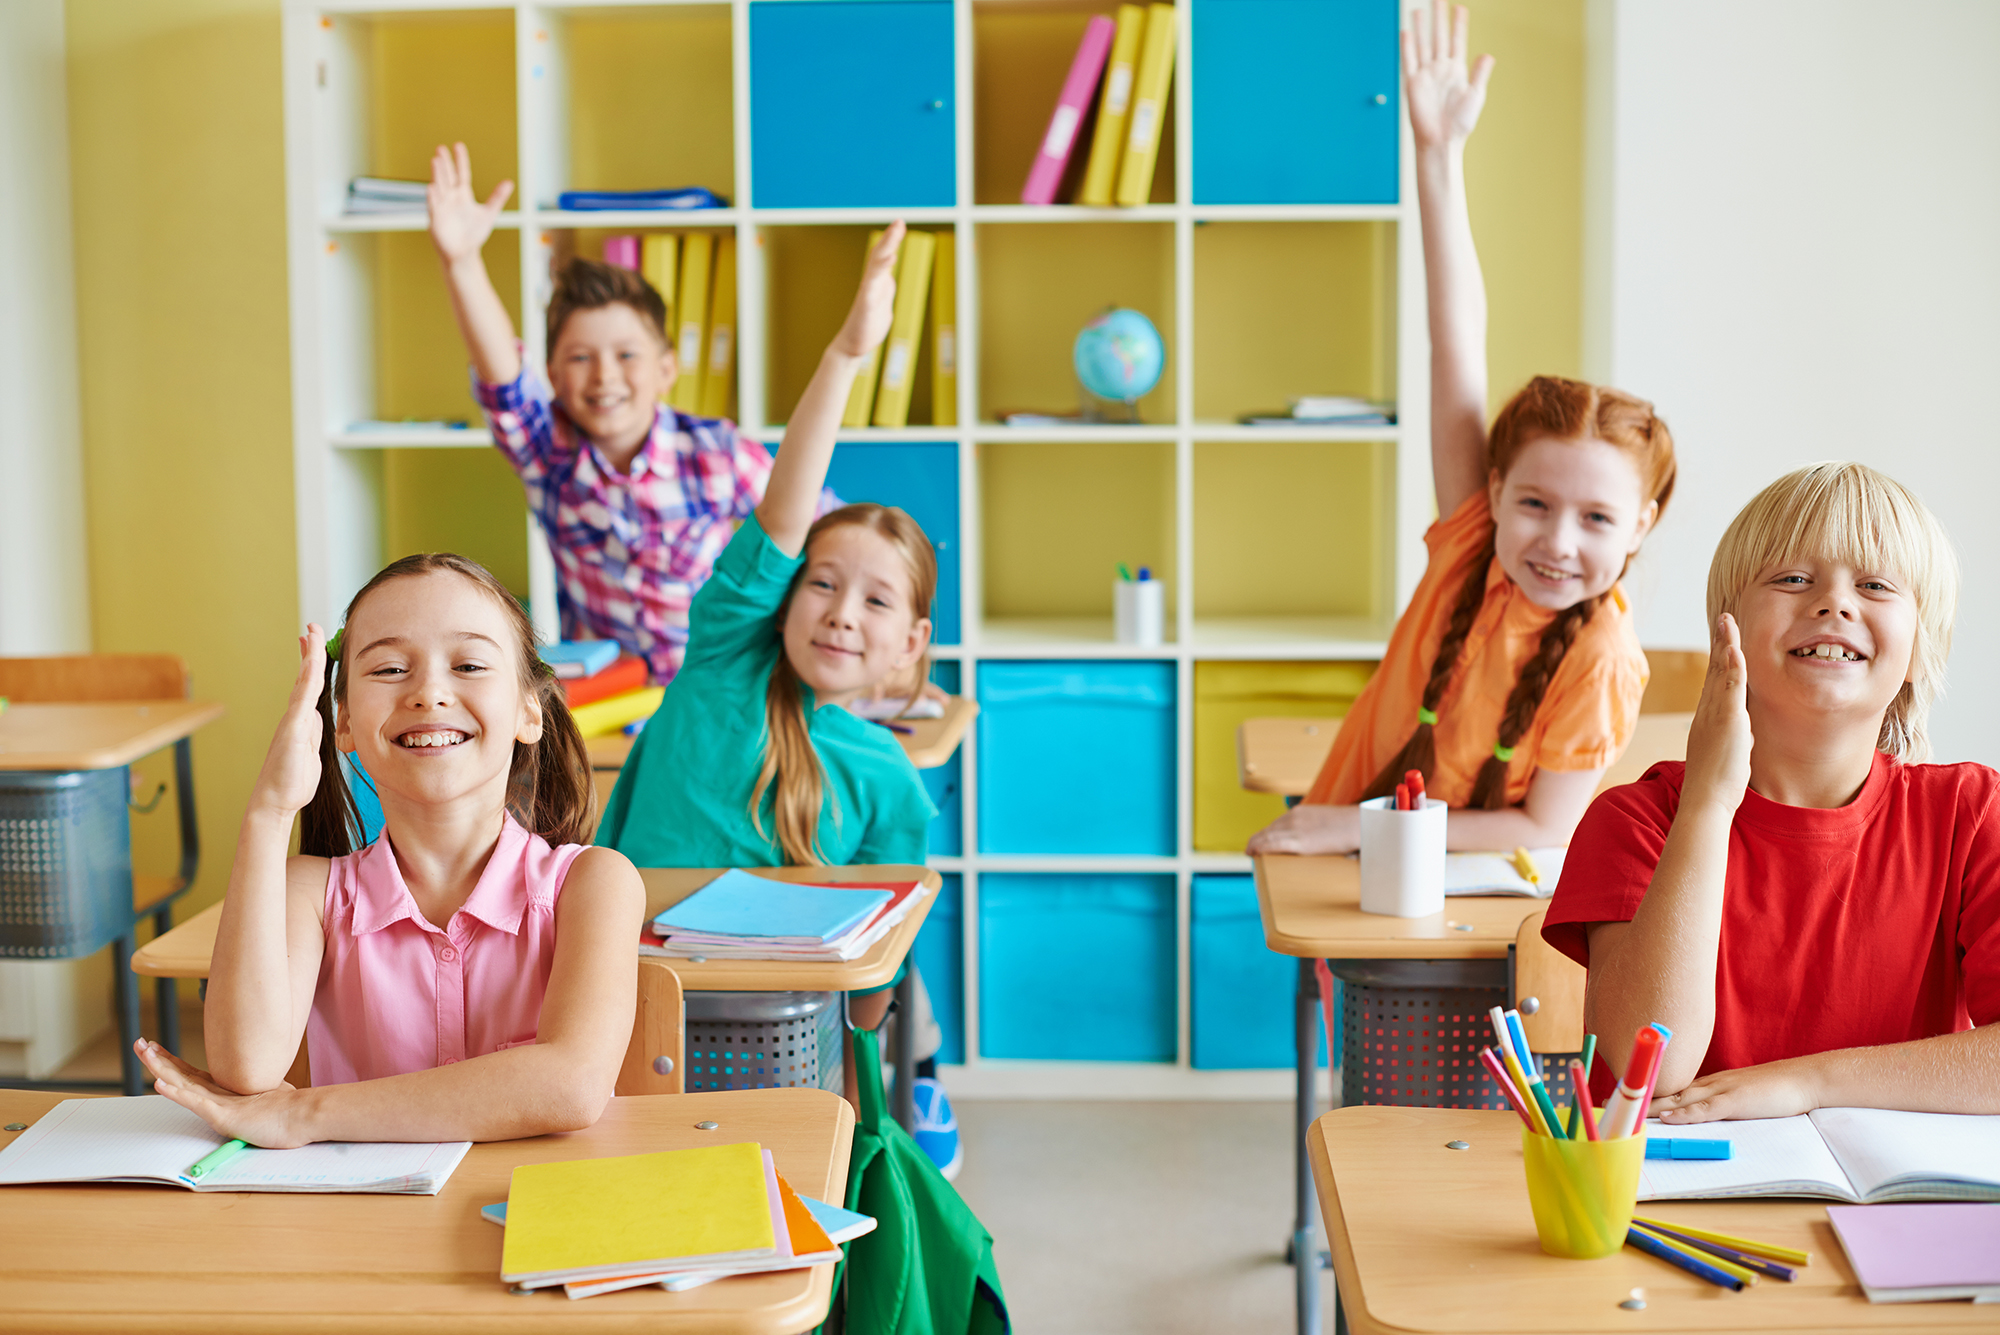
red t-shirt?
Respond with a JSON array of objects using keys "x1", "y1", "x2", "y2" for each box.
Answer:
[{"x1": 1544, "y1": 752, "x2": 2000, "y2": 1079}]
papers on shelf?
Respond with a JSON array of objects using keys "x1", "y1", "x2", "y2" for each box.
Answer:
[{"x1": 847, "y1": 694, "x2": 947, "y2": 722}]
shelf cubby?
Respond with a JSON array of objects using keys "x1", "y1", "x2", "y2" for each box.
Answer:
[
  {"x1": 381, "y1": 448, "x2": 533, "y2": 600},
  {"x1": 977, "y1": 222, "x2": 1176, "y2": 423}
]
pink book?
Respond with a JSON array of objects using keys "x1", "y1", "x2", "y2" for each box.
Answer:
[
  {"x1": 1020, "y1": 15, "x2": 1115, "y2": 206},
  {"x1": 602, "y1": 235, "x2": 640, "y2": 270}
]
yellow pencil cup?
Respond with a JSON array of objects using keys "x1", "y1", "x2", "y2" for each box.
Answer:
[{"x1": 1520, "y1": 1129, "x2": 1646, "y2": 1259}]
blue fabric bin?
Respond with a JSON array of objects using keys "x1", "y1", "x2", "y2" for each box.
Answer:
[
  {"x1": 824, "y1": 440, "x2": 960, "y2": 644},
  {"x1": 976, "y1": 661, "x2": 1176, "y2": 855},
  {"x1": 1190, "y1": 875, "x2": 1332, "y2": 1070},
  {"x1": 979, "y1": 873, "x2": 1176, "y2": 1062},
  {"x1": 920, "y1": 661, "x2": 962, "y2": 857},
  {"x1": 910, "y1": 873, "x2": 963, "y2": 1065}
]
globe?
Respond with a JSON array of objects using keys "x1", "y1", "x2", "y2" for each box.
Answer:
[{"x1": 1073, "y1": 307, "x2": 1165, "y2": 404}]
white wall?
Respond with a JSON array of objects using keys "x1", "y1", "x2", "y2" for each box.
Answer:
[
  {"x1": 1586, "y1": 0, "x2": 2000, "y2": 764},
  {"x1": 0, "y1": 0, "x2": 107, "y2": 1080}
]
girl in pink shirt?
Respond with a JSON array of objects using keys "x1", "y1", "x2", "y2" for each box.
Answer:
[{"x1": 134, "y1": 554, "x2": 644, "y2": 1147}]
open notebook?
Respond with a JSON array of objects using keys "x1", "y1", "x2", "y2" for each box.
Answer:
[
  {"x1": 1638, "y1": 1109, "x2": 2000, "y2": 1203},
  {"x1": 0, "y1": 1096, "x2": 470, "y2": 1195},
  {"x1": 1445, "y1": 847, "x2": 1565, "y2": 898}
]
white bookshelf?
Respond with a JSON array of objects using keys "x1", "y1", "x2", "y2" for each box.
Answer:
[{"x1": 280, "y1": 0, "x2": 1427, "y2": 1099}]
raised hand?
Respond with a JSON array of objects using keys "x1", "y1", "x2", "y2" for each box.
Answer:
[
  {"x1": 1403, "y1": 1, "x2": 1495, "y2": 151},
  {"x1": 426, "y1": 142, "x2": 513, "y2": 267},
  {"x1": 1683, "y1": 613, "x2": 1755, "y2": 815},
  {"x1": 248, "y1": 624, "x2": 333, "y2": 821},
  {"x1": 832, "y1": 222, "x2": 905, "y2": 360}
]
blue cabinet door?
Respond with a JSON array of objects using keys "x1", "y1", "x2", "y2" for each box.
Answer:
[
  {"x1": 1191, "y1": 0, "x2": 1399, "y2": 204},
  {"x1": 750, "y1": 0, "x2": 957, "y2": 208},
  {"x1": 823, "y1": 439, "x2": 960, "y2": 644}
]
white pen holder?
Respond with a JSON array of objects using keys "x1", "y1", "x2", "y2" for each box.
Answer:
[
  {"x1": 1358, "y1": 795, "x2": 1447, "y2": 917},
  {"x1": 1114, "y1": 579, "x2": 1164, "y2": 646}
]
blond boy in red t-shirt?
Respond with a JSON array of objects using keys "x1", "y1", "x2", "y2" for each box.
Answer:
[{"x1": 1546, "y1": 462, "x2": 2000, "y2": 1121}]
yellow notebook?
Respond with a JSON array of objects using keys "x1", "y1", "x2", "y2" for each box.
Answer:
[
  {"x1": 669, "y1": 232, "x2": 715, "y2": 413},
  {"x1": 700, "y1": 234, "x2": 737, "y2": 419},
  {"x1": 871, "y1": 229, "x2": 936, "y2": 428},
  {"x1": 641, "y1": 233, "x2": 680, "y2": 348},
  {"x1": 1114, "y1": 3, "x2": 1177, "y2": 207},
  {"x1": 500, "y1": 1142, "x2": 775, "y2": 1284},
  {"x1": 1078, "y1": 4, "x2": 1146, "y2": 207},
  {"x1": 930, "y1": 230, "x2": 958, "y2": 427},
  {"x1": 841, "y1": 229, "x2": 887, "y2": 428},
  {"x1": 569, "y1": 686, "x2": 663, "y2": 739}
]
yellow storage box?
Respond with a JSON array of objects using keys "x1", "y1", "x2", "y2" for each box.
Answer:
[{"x1": 1192, "y1": 661, "x2": 1375, "y2": 852}]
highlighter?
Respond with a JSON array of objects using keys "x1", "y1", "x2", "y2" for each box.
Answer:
[{"x1": 1598, "y1": 1025, "x2": 1669, "y2": 1139}]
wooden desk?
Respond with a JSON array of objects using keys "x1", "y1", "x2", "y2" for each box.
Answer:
[
  {"x1": 0, "y1": 699, "x2": 225, "y2": 771},
  {"x1": 585, "y1": 695, "x2": 976, "y2": 775},
  {"x1": 0, "y1": 1086, "x2": 853, "y2": 1334},
  {"x1": 1310, "y1": 1105, "x2": 1988, "y2": 1334}
]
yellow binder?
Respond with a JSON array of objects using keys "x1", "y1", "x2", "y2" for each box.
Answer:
[
  {"x1": 641, "y1": 233, "x2": 679, "y2": 351},
  {"x1": 871, "y1": 229, "x2": 936, "y2": 428},
  {"x1": 930, "y1": 230, "x2": 957, "y2": 427},
  {"x1": 1114, "y1": 3, "x2": 1177, "y2": 207},
  {"x1": 669, "y1": 232, "x2": 715, "y2": 414},
  {"x1": 700, "y1": 234, "x2": 737, "y2": 419},
  {"x1": 841, "y1": 229, "x2": 887, "y2": 428},
  {"x1": 1078, "y1": 4, "x2": 1146, "y2": 207}
]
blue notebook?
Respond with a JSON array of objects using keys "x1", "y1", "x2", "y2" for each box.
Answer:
[
  {"x1": 556, "y1": 187, "x2": 728, "y2": 211},
  {"x1": 651, "y1": 870, "x2": 891, "y2": 945},
  {"x1": 540, "y1": 640, "x2": 619, "y2": 678}
]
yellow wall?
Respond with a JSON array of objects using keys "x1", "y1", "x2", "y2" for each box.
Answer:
[{"x1": 59, "y1": 0, "x2": 1583, "y2": 918}]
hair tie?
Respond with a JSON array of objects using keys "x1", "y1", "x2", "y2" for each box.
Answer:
[
  {"x1": 326, "y1": 628, "x2": 344, "y2": 661},
  {"x1": 1417, "y1": 706, "x2": 1439, "y2": 726},
  {"x1": 1492, "y1": 742, "x2": 1516, "y2": 762}
]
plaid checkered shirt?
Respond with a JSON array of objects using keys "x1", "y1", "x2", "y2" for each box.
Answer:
[{"x1": 474, "y1": 367, "x2": 835, "y2": 685}]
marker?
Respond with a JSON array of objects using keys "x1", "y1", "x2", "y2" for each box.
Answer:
[
  {"x1": 1403, "y1": 769, "x2": 1425, "y2": 802},
  {"x1": 1625, "y1": 1226, "x2": 1745, "y2": 1291},
  {"x1": 1599, "y1": 1025, "x2": 1668, "y2": 1139},
  {"x1": 875, "y1": 720, "x2": 915, "y2": 735},
  {"x1": 1117, "y1": 563, "x2": 1133, "y2": 581},
  {"x1": 186, "y1": 1137, "x2": 250, "y2": 1181},
  {"x1": 1509, "y1": 847, "x2": 1541, "y2": 886},
  {"x1": 1136, "y1": 566, "x2": 1152, "y2": 581},
  {"x1": 1569, "y1": 1033, "x2": 1598, "y2": 1137},
  {"x1": 1394, "y1": 783, "x2": 1410, "y2": 811},
  {"x1": 1569, "y1": 1059, "x2": 1600, "y2": 1141},
  {"x1": 1645, "y1": 1138, "x2": 1730, "y2": 1160},
  {"x1": 1505, "y1": 1010, "x2": 1566, "y2": 1139}
]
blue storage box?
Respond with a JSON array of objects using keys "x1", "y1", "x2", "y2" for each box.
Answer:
[
  {"x1": 979, "y1": 873, "x2": 1176, "y2": 1062},
  {"x1": 910, "y1": 873, "x2": 963, "y2": 1065},
  {"x1": 921, "y1": 661, "x2": 962, "y2": 856},
  {"x1": 1191, "y1": 0, "x2": 1399, "y2": 204},
  {"x1": 1190, "y1": 875, "x2": 1331, "y2": 1069},
  {"x1": 824, "y1": 440, "x2": 960, "y2": 644},
  {"x1": 976, "y1": 661, "x2": 1176, "y2": 855},
  {"x1": 750, "y1": 0, "x2": 956, "y2": 207}
]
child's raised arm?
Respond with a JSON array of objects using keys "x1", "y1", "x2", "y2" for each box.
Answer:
[
  {"x1": 200, "y1": 628, "x2": 339, "y2": 1094},
  {"x1": 1405, "y1": 2, "x2": 1496, "y2": 517},
  {"x1": 426, "y1": 142, "x2": 521, "y2": 387},
  {"x1": 757, "y1": 222, "x2": 904, "y2": 556}
]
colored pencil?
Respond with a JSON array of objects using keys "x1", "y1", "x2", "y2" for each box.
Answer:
[
  {"x1": 1629, "y1": 1222, "x2": 1798, "y2": 1281},
  {"x1": 1629, "y1": 1216, "x2": 1810, "y2": 1267},
  {"x1": 1478, "y1": 1046, "x2": 1537, "y2": 1131},
  {"x1": 1625, "y1": 1227, "x2": 1744, "y2": 1290},
  {"x1": 1631, "y1": 1224, "x2": 1759, "y2": 1285}
]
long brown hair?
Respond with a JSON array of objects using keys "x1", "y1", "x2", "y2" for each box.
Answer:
[
  {"x1": 298, "y1": 554, "x2": 597, "y2": 857},
  {"x1": 750, "y1": 504, "x2": 938, "y2": 865},
  {"x1": 1364, "y1": 376, "x2": 1676, "y2": 808}
]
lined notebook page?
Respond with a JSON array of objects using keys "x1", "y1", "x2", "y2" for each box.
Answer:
[
  {"x1": 0, "y1": 1096, "x2": 222, "y2": 1185},
  {"x1": 1812, "y1": 1108, "x2": 2000, "y2": 1202},
  {"x1": 1637, "y1": 1115, "x2": 1854, "y2": 1201}
]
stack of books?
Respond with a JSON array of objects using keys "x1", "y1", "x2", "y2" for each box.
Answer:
[
  {"x1": 838, "y1": 229, "x2": 957, "y2": 429},
  {"x1": 344, "y1": 176, "x2": 428, "y2": 215},
  {"x1": 495, "y1": 1141, "x2": 875, "y2": 1299},
  {"x1": 542, "y1": 641, "x2": 660, "y2": 738},
  {"x1": 1019, "y1": 3, "x2": 1178, "y2": 208},
  {"x1": 601, "y1": 232, "x2": 737, "y2": 420},
  {"x1": 1238, "y1": 396, "x2": 1398, "y2": 427},
  {"x1": 643, "y1": 869, "x2": 931, "y2": 963}
]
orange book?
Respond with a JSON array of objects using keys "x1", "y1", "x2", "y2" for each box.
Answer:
[{"x1": 561, "y1": 654, "x2": 649, "y2": 708}]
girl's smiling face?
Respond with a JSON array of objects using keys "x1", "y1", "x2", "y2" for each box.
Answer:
[
  {"x1": 1733, "y1": 555, "x2": 1919, "y2": 731},
  {"x1": 335, "y1": 571, "x2": 543, "y2": 808},
  {"x1": 781, "y1": 524, "x2": 931, "y2": 709},
  {"x1": 1488, "y1": 436, "x2": 1659, "y2": 610}
]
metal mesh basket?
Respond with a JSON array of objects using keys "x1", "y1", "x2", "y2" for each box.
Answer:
[
  {"x1": 0, "y1": 769, "x2": 133, "y2": 959},
  {"x1": 684, "y1": 990, "x2": 844, "y2": 1095},
  {"x1": 1332, "y1": 959, "x2": 1578, "y2": 1112}
]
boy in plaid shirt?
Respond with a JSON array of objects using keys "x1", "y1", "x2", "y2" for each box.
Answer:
[{"x1": 425, "y1": 143, "x2": 834, "y2": 684}]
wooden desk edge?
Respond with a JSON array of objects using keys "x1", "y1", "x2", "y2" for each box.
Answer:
[
  {"x1": 1251, "y1": 856, "x2": 1524, "y2": 961},
  {"x1": 1307, "y1": 1115, "x2": 1388, "y2": 1335},
  {"x1": 0, "y1": 699, "x2": 227, "y2": 772}
]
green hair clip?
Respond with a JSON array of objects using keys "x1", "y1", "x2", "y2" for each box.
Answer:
[
  {"x1": 1416, "y1": 706, "x2": 1439, "y2": 726},
  {"x1": 1492, "y1": 742, "x2": 1516, "y2": 763},
  {"x1": 326, "y1": 628, "x2": 344, "y2": 660}
]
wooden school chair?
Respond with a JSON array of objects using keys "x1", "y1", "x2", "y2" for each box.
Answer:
[
  {"x1": 276, "y1": 960, "x2": 685, "y2": 1095},
  {"x1": 0, "y1": 654, "x2": 203, "y2": 1060}
]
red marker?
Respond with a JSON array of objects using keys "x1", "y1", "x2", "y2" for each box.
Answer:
[
  {"x1": 1394, "y1": 783, "x2": 1410, "y2": 811},
  {"x1": 1404, "y1": 769, "x2": 1426, "y2": 802},
  {"x1": 1570, "y1": 1058, "x2": 1601, "y2": 1141},
  {"x1": 1598, "y1": 1025, "x2": 1669, "y2": 1139}
]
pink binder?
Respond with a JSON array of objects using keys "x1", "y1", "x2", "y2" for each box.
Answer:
[
  {"x1": 1020, "y1": 15, "x2": 1115, "y2": 206},
  {"x1": 602, "y1": 235, "x2": 640, "y2": 271}
]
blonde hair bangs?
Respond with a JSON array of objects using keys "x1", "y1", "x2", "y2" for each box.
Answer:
[{"x1": 1706, "y1": 462, "x2": 1958, "y2": 762}]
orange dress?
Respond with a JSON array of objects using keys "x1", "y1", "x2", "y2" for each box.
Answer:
[{"x1": 1304, "y1": 492, "x2": 1647, "y2": 809}]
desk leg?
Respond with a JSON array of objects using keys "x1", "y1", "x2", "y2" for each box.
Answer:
[
  {"x1": 112, "y1": 931, "x2": 144, "y2": 1097},
  {"x1": 892, "y1": 969, "x2": 917, "y2": 1135},
  {"x1": 1294, "y1": 956, "x2": 1320, "y2": 1335},
  {"x1": 153, "y1": 908, "x2": 180, "y2": 1057}
]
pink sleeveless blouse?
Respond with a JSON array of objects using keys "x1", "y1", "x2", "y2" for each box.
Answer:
[{"x1": 305, "y1": 814, "x2": 586, "y2": 1085}]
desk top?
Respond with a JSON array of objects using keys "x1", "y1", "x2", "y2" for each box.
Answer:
[
  {"x1": 586, "y1": 696, "x2": 976, "y2": 774},
  {"x1": 1310, "y1": 1105, "x2": 1986, "y2": 1334},
  {"x1": 134, "y1": 865, "x2": 940, "y2": 991},
  {"x1": 0, "y1": 1087, "x2": 851, "y2": 1335},
  {"x1": 0, "y1": 700, "x2": 226, "y2": 771},
  {"x1": 1254, "y1": 854, "x2": 1539, "y2": 960}
]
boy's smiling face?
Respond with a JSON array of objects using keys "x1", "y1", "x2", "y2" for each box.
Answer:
[
  {"x1": 548, "y1": 302, "x2": 676, "y2": 458},
  {"x1": 1734, "y1": 555, "x2": 1919, "y2": 734}
]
